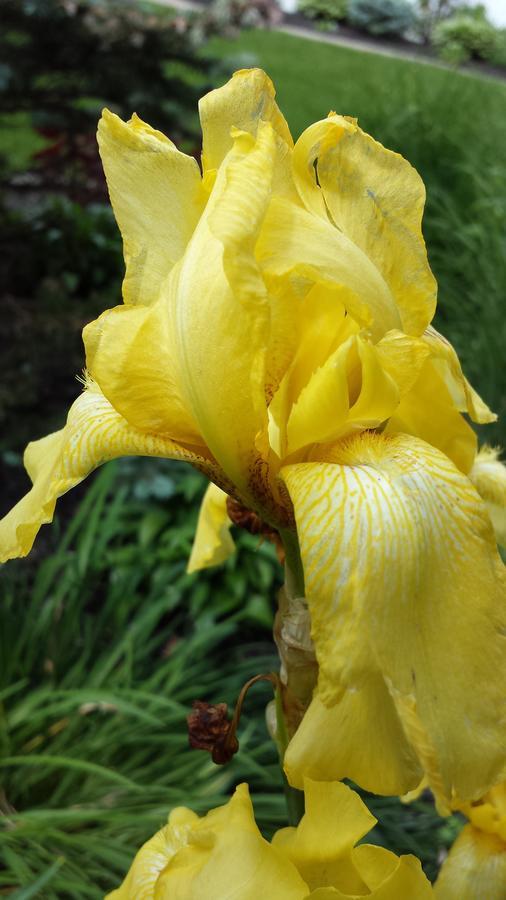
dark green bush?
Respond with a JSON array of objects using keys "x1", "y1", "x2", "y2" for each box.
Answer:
[
  {"x1": 0, "y1": 0, "x2": 222, "y2": 457},
  {"x1": 0, "y1": 0, "x2": 212, "y2": 147},
  {"x1": 348, "y1": 0, "x2": 416, "y2": 37}
]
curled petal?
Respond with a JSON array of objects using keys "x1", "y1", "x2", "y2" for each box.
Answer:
[
  {"x1": 385, "y1": 358, "x2": 477, "y2": 474},
  {"x1": 257, "y1": 198, "x2": 400, "y2": 340},
  {"x1": 83, "y1": 290, "x2": 202, "y2": 446},
  {"x1": 285, "y1": 336, "x2": 400, "y2": 456},
  {"x1": 199, "y1": 67, "x2": 293, "y2": 174},
  {"x1": 293, "y1": 115, "x2": 437, "y2": 336},
  {"x1": 108, "y1": 784, "x2": 308, "y2": 900},
  {"x1": 187, "y1": 482, "x2": 235, "y2": 573},
  {"x1": 424, "y1": 326, "x2": 496, "y2": 425},
  {"x1": 281, "y1": 432, "x2": 506, "y2": 802}
]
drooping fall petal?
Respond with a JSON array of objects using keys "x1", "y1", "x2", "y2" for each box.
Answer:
[
  {"x1": 187, "y1": 482, "x2": 235, "y2": 573},
  {"x1": 284, "y1": 677, "x2": 421, "y2": 796},
  {"x1": 0, "y1": 382, "x2": 220, "y2": 564},
  {"x1": 281, "y1": 432, "x2": 506, "y2": 802}
]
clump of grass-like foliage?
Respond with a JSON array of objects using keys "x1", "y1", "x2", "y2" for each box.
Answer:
[{"x1": 0, "y1": 460, "x2": 458, "y2": 896}]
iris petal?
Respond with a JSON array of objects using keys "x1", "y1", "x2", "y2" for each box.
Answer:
[
  {"x1": 0, "y1": 383, "x2": 219, "y2": 563},
  {"x1": 282, "y1": 431, "x2": 506, "y2": 802},
  {"x1": 187, "y1": 483, "x2": 235, "y2": 573}
]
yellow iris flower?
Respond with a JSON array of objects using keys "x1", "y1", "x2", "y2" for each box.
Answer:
[
  {"x1": 434, "y1": 782, "x2": 506, "y2": 899},
  {"x1": 1, "y1": 69, "x2": 505, "y2": 805},
  {"x1": 106, "y1": 778, "x2": 432, "y2": 899}
]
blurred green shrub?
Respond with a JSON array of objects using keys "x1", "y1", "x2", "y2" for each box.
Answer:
[
  {"x1": 433, "y1": 6, "x2": 499, "y2": 64},
  {"x1": 200, "y1": 0, "x2": 283, "y2": 37},
  {"x1": 298, "y1": 0, "x2": 348, "y2": 24},
  {"x1": 0, "y1": 0, "x2": 212, "y2": 150},
  {"x1": 348, "y1": 0, "x2": 416, "y2": 37},
  {"x1": 488, "y1": 28, "x2": 506, "y2": 67}
]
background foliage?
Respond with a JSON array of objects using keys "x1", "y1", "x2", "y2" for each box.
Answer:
[
  {"x1": 0, "y1": 463, "x2": 461, "y2": 897},
  {"x1": 1, "y1": 1, "x2": 504, "y2": 896}
]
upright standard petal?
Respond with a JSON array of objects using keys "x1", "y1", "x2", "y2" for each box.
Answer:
[
  {"x1": 199, "y1": 67, "x2": 293, "y2": 174},
  {"x1": 281, "y1": 432, "x2": 506, "y2": 802},
  {"x1": 173, "y1": 122, "x2": 286, "y2": 521},
  {"x1": 469, "y1": 446, "x2": 506, "y2": 547},
  {"x1": 97, "y1": 110, "x2": 205, "y2": 306},
  {"x1": 292, "y1": 115, "x2": 437, "y2": 336},
  {"x1": 187, "y1": 482, "x2": 235, "y2": 573},
  {"x1": 0, "y1": 383, "x2": 221, "y2": 563}
]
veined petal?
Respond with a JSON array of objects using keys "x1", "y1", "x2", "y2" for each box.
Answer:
[
  {"x1": 434, "y1": 825, "x2": 506, "y2": 899},
  {"x1": 83, "y1": 289, "x2": 202, "y2": 445},
  {"x1": 385, "y1": 357, "x2": 477, "y2": 474},
  {"x1": 187, "y1": 483, "x2": 235, "y2": 573},
  {"x1": 257, "y1": 198, "x2": 401, "y2": 340},
  {"x1": 424, "y1": 326, "x2": 496, "y2": 424},
  {"x1": 281, "y1": 432, "x2": 506, "y2": 801},
  {"x1": 106, "y1": 808, "x2": 199, "y2": 899},
  {"x1": 469, "y1": 446, "x2": 506, "y2": 548},
  {"x1": 293, "y1": 116, "x2": 437, "y2": 336},
  {"x1": 284, "y1": 677, "x2": 422, "y2": 796},
  {"x1": 173, "y1": 121, "x2": 284, "y2": 518},
  {"x1": 0, "y1": 383, "x2": 221, "y2": 564},
  {"x1": 97, "y1": 110, "x2": 205, "y2": 306}
]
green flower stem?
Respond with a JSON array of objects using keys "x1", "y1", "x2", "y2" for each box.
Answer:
[
  {"x1": 280, "y1": 527, "x2": 305, "y2": 599},
  {"x1": 273, "y1": 528, "x2": 315, "y2": 827},
  {"x1": 273, "y1": 680, "x2": 305, "y2": 826}
]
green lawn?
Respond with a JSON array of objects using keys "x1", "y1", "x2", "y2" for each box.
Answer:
[{"x1": 209, "y1": 30, "x2": 506, "y2": 443}]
